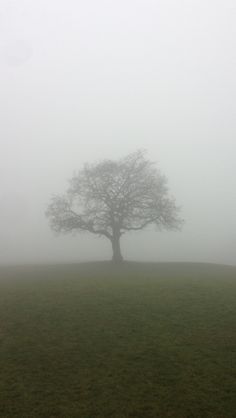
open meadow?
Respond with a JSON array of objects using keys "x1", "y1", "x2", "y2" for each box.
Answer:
[{"x1": 0, "y1": 262, "x2": 235, "y2": 417}]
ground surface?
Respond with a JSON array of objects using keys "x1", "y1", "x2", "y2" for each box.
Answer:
[{"x1": 0, "y1": 262, "x2": 235, "y2": 418}]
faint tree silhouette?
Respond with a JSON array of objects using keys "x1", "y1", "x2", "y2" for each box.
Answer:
[{"x1": 46, "y1": 150, "x2": 183, "y2": 262}]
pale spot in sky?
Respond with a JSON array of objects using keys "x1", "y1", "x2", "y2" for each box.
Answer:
[{"x1": 4, "y1": 40, "x2": 33, "y2": 67}]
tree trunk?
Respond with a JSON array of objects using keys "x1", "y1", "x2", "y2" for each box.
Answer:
[{"x1": 111, "y1": 234, "x2": 123, "y2": 263}]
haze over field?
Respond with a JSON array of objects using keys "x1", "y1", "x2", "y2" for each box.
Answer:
[{"x1": 0, "y1": 0, "x2": 235, "y2": 265}]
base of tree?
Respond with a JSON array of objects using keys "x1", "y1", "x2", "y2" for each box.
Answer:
[{"x1": 111, "y1": 256, "x2": 124, "y2": 264}]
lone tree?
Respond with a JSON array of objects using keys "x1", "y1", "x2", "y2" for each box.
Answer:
[{"x1": 46, "y1": 150, "x2": 182, "y2": 262}]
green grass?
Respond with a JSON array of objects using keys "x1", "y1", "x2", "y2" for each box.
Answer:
[{"x1": 0, "y1": 262, "x2": 235, "y2": 417}]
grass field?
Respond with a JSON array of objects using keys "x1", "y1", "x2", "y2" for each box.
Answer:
[{"x1": 0, "y1": 262, "x2": 235, "y2": 418}]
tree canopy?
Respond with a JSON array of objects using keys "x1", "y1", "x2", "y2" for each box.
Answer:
[{"x1": 46, "y1": 150, "x2": 183, "y2": 262}]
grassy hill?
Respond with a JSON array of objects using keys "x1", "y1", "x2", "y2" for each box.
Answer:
[{"x1": 0, "y1": 262, "x2": 235, "y2": 417}]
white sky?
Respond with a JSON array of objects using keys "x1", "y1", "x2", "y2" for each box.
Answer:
[{"x1": 0, "y1": 0, "x2": 235, "y2": 264}]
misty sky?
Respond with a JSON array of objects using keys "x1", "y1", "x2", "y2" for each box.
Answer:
[{"x1": 0, "y1": 0, "x2": 235, "y2": 265}]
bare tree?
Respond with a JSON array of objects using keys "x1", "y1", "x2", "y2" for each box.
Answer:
[{"x1": 46, "y1": 150, "x2": 183, "y2": 262}]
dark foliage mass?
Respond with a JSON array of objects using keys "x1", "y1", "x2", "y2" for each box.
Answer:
[{"x1": 46, "y1": 150, "x2": 182, "y2": 261}]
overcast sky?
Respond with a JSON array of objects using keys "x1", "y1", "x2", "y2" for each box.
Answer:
[{"x1": 0, "y1": 0, "x2": 235, "y2": 265}]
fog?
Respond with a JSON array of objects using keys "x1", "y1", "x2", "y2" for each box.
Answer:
[{"x1": 0, "y1": 0, "x2": 235, "y2": 265}]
